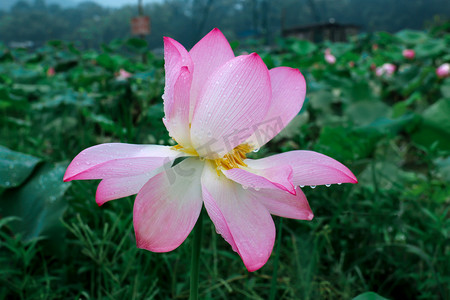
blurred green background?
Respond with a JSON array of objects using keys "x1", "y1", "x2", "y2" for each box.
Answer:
[{"x1": 0, "y1": 1, "x2": 449, "y2": 299}]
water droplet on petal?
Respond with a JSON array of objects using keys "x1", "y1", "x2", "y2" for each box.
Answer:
[
  {"x1": 310, "y1": 185, "x2": 316, "y2": 189},
  {"x1": 337, "y1": 183, "x2": 342, "y2": 185},
  {"x1": 299, "y1": 185, "x2": 305, "y2": 188},
  {"x1": 242, "y1": 185, "x2": 248, "y2": 190},
  {"x1": 253, "y1": 148, "x2": 260, "y2": 153},
  {"x1": 254, "y1": 187, "x2": 260, "y2": 191},
  {"x1": 325, "y1": 184, "x2": 331, "y2": 187}
]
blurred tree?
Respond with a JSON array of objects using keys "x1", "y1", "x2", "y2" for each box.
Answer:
[
  {"x1": 10, "y1": 1, "x2": 31, "y2": 13},
  {"x1": 33, "y1": 0, "x2": 47, "y2": 11},
  {"x1": 0, "y1": 0, "x2": 449, "y2": 49},
  {"x1": 192, "y1": 0, "x2": 216, "y2": 40}
]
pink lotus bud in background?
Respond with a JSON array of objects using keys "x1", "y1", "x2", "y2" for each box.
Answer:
[
  {"x1": 375, "y1": 67, "x2": 383, "y2": 77},
  {"x1": 324, "y1": 48, "x2": 336, "y2": 64},
  {"x1": 116, "y1": 68, "x2": 132, "y2": 81},
  {"x1": 375, "y1": 63, "x2": 396, "y2": 77},
  {"x1": 402, "y1": 49, "x2": 415, "y2": 60},
  {"x1": 372, "y1": 44, "x2": 379, "y2": 51},
  {"x1": 436, "y1": 63, "x2": 450, "y2": 78},
  {"x1": 384, "y1": 63, "x2": 396, "y2": 74},
  {"x1": 47, "y1": 67, "x2": 55, "y2": 77},
  {"x1": 349, "y1": 61, "x2": 355, "y2": 68}
]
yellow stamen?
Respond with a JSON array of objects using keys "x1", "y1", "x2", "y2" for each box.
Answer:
[
  {"x1": 171, "y1": 144, "x2": 199, "y2": 156},
  {"x1": 172, "y1": 143, "x2": 253, "y2": 176},
  {"x1": 214, "y1": 144, "x2": 252, "y2": 172}
]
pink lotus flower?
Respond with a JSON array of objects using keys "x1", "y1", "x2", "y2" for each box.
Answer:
[
  {"x1": 116, "y1": 68, "x2": 132, "y2": 81},
  {"x1": 324, "y1": 48, "x2": 336, "y2": 64},
  {"x1": 47, "y1": 67, "x2": 55, "y2": 77},
  {"x1": 64, "y1": 28, "x2": 357, "y2": 272},
  {"x1": 402, "y1": 49, "x2": 415, "y2": 60},
  {"x1": 436, "y1": 63, "x2": 450, "y2": 78},
  {"x1": 375, "y1": 63, "x2": 396, "y2": 77}
]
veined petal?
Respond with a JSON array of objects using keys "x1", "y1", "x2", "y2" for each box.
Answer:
[
  {"x1": 245, "y1": 150, "x2": 357, "y2": 186},
  {"x1": 163, "y1": 37, "x2": 193, "y2": 126},
  {"x1": 63, "y1": 143, "x2": 182, "y2": 181},
  {"x1": 201, "y1": 162, "x2": 275, "y2": 272},
  {"x1": 134, "y1": 158, "x2": 204, "y2": 252},
  {"x1": 66, "y1": 157, "x2": 173, "y2": 180},
  {"x1": 96, "y1": 171, "x2": 158, "y2": 206},
  {"x1": 189, "y1": 28, "x2": 235, "y2": 120},
  {"x1": 222, "y1": 164, "x2": 295, "y2": 194},
  {"x1": 245, "y1": 67, "x2": 306, "y2": 148},
  {"x1": 163, "y1": 66, "x2": 192, "y2": 148},
  {"x1": 252, "y1": 187, "x2": 314, "y2": 220},
  {"x1": 191, "y1": 54, "x2": 272, "y2": 158}
]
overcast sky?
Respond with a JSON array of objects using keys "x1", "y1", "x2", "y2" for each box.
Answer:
[{"x1": 1, "y1": 0, "x2": 162, "y2": 10}]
